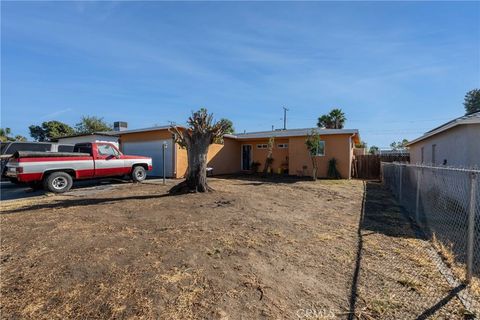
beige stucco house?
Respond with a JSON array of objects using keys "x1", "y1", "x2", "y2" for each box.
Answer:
[{"x1": 406, "y1": 111, "x2": 480, "y2": 168}]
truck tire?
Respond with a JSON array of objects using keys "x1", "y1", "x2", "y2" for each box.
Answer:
[
  {"x1": 44, "y1": 172, "x2": 73, "y2": 193},
  {"x1": 131, "y1": 166, "x2": 147, "y2": 182}
]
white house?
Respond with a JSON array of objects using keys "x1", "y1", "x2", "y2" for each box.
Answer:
[
  {"x1": 406, "y1": 111, "x2": 480, "y2": 168},
  {"x1": 54, "y1": 132, "x2": 120, "y2": 148}
]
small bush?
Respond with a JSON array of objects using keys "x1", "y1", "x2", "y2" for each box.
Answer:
[{"x1": 327, "y1": 158, "x2": 341, "y2": 179}]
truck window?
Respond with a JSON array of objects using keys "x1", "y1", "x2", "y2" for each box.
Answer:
[
  {"x1": 98, "y1": 144, "x2": 119, "y2": 157},
  {"x1": 6, "y1": 142, "x2": 52, "y2": 154},
  {"x1": 58, "y1": 145, "x2": 74, "y2": 152},
  {"x1": 73, "y1": 144, "x2": 93, "y2": 155}
]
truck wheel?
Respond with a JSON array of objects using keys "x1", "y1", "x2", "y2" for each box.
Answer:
[
  {"x1": 44, "y1": 172, "x2": 73, "y2": 193},
  {"x1": 131, "y1": 166, "x2": 147, "y2": 182}
]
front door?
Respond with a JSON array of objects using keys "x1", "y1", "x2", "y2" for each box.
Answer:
[{"x1": 242, "y1": 145, "x2": 252, "y2": 170}]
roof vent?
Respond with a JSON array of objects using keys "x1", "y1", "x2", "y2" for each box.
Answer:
[{"x1": 114, "y1": 121, "x2": 128, "y2": 131}]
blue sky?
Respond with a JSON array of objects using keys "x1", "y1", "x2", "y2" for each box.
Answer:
[{"x1": 1, "y1": 1, "x2": 479, "y2": 148}]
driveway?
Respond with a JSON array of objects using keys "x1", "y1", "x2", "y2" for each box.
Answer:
[{"x1": 0, "y1": 178, "x2": 169, "y2": 201}]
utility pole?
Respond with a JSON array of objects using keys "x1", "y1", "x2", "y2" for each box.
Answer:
[{"x1": 283, "y1": 107, "x2": 289, "y2": 130}]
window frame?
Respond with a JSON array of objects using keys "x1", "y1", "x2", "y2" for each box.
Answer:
[
  {"x1": 277, "y1": 143, "x2": 288, "y2": 149},
  {"x1": 97, "y1": 144, "x2": 120, "y2": 157},
  {"x1": 256, "y1": 144, "x2": 268, "y2": 149},
  {"x1": 315, "y1": 141, "x2": 325, "y2": 156}
]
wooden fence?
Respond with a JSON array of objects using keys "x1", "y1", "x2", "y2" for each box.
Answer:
[{"x1": 352, "y1": 154, "x2": 410, "y2": 179}]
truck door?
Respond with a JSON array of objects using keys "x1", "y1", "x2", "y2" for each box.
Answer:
[{"x1": 95, "y1": 143, "x2": 126, "y2": 177}]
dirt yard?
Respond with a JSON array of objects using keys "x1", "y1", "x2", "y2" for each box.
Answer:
[{"x1": 0, "y1": 177, "x2": 472, "y2": 319}]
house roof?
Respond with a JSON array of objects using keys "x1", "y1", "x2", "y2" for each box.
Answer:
[
  {"x1": 233, "y1": 128, "x2": 360, "y2": 141},
  {"x1": 114, "y1": 125, "x2": 185, "y2": 135},
  {"x1": 117, "y1": 125, "x2": 360, "y2": 143},
  {"x1": 52, "y1": 131, "x2": 119, "y2": 141},
  {"x1": 406, "y1": 111, "x2": 480, "y2": 146}
]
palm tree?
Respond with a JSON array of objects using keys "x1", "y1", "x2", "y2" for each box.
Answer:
[
  {"x1": 329, "y1": 108, "x2": 346, "y2": 129},
  {"x1": 317, "y1": 108, "x2": 346, "y2": 129}
]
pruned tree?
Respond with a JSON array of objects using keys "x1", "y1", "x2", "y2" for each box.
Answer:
[
  {"x1": 305, "y1": 130, "x2": 321, "y2": 181},
  {"x1": 464, "y1": 89, "x2": 480, "y2": 115},
  {"x1": 262, "y1": 136, "x2": 275, "y2": 176},
  {"x1": 169, "y1": 108, "x2": 231, "y2": 194}
]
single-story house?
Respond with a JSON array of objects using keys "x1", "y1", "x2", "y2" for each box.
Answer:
[
  {"x1": 116, "y1": 126, "x2": 360, "y2": 179},
  {"x1": 406, "y1": 111, "x2": 480, "y2": 168}
]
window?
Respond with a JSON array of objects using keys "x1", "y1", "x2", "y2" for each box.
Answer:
[
  {"x1": 421, "y1": 147, "x2": 424, "y2": 163},
  {"x1": 98, "y1": 144, "x2": 119, "y2": 157},
  {"x1": 58, "y1": 145, "x2": 74, "y2": 152},
  {"x1": 312, "y1": 141, "x2": 325, "y2": 156},
  {"x1": 278, "y1": 143, "x2": 288, "y2": 149},
  {"x1": 74, "y1": 144, "x2": 92, "y2": 155},
  {"x1": 6, "y1": 142, "x2": 51, "y2": 154},
  {"x1": 432, "y1": 144, "x2": 436, "y2": 164},
  {"x1": 257, "y1": 144, "x2": 268, "y2": 149}
]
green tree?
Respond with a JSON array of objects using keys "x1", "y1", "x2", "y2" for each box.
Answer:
[
  {"x1": 317, "y1": 108, "x2": 346, "y2": 129},
  {"x1": 390, "y1": 139, "x2": 409, "y2": 151},
  {"x1": 305, "y1": 130, "x2": 321, "y2": 181},
  {"x1": 369, "y1": 146, "x2": 379, "y2": 155},
  {"x1": 29, "y1": 121, "x2": 74, "y2": 141},
  {"x1": 1, "y1": 128, "x2": 27, "y2": 142},
  {"x1": 220, "y1": 118, "x2": 235, "y2": 134},
  {"x1": 75, "y1": 116, "x2": 112, "y2": 134},
  {"x1": 463, "y1": 89, "x2": 480, "y2": 114}
]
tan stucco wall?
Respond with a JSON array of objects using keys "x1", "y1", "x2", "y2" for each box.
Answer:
[
  {"x1": 288, "y1": 134, "x2": 353, "y2": 178},
  {"x1": 239, "y1": 138, "x2": 290, "y2": 173},
  {"x1": 409, "y1": 124, "x2": 480, "y2": 167},
  {"x1": 207, "y1": 138, "x2": 241, "y2": 175},
  {"x1": 175, "y1": 137, "x2": 241, "y2": 178}
]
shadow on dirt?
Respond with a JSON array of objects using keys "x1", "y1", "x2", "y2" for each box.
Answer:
[
  {"x1": 348, "y1": 181, "x2": 473, "y2": 320},
  {"x1": 1, "y1": 193, "x2": 170, "y2": 215}
]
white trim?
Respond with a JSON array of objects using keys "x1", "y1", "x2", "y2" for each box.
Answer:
[{"x1": 406, "y1": 112, "x2": 479, "y2": 146}]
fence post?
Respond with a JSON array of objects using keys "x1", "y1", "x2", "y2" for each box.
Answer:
[
  {"x1": 466, "y1": 172, "x2": 477, "y2": 284},
  {"x1": 399, "y1": 165, "x2": 403, "y2": 202},
  {"x1": 415, "y1": 168, "x2": 422, "y2": 224}
]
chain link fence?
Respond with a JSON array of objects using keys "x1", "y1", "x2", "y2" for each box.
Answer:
[{"x1": 381, "y1": 162, "x2": 480, "y2": 315}]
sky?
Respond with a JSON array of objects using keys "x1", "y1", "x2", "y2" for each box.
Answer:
[{"x1": 1, "y1": 1, "x2": 479, "y2": 148}]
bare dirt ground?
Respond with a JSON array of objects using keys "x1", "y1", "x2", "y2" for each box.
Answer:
[{"x1": 0, "y1": 177, "x2": 474, "y2": 319}]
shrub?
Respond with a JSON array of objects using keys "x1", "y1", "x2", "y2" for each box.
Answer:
[{"x1": 327, "y1": 158, "x2": 341, "y2": 179}]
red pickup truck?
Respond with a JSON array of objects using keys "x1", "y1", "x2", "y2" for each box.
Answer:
[{"x1": 4, "y1": 142, "x2": 153, "y2": 193}]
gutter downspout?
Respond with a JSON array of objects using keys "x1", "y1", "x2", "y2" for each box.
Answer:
[{"x1": 348, "y1": 133, "x2": 355, "y2": 179}]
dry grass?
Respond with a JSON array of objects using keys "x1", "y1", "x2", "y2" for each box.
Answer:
[{"x1": 0, "y1": 177, "x2": 474, "y2": 319}]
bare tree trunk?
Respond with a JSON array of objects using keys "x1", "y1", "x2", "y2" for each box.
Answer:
[
  {"x1": 169, "y1": 133, "x2": 213, "y2": 194},
  {"x1": 311, "y1": 156, "x2": 318, "y2": 181}
]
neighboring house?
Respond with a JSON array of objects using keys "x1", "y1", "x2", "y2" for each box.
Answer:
[
  {"x1": 54, "y1": 132, "x2": 120, "y2": 149},
  {"x1": 406, "y1": 111, "x2": 480, "y2": 168},
  {"x1": 116, "y1": 126, "x2": 360, "y2": 179}
]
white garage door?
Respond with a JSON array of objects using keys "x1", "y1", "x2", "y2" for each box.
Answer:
[{"x1": 122, "y1": 140, "x2": 173, "y2": 177}]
